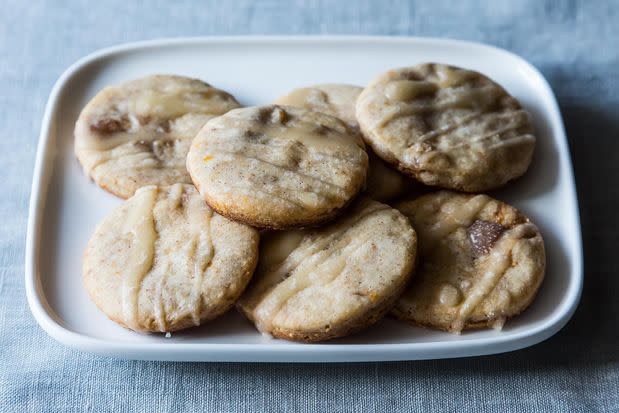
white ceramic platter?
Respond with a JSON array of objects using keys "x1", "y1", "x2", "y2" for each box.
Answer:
[{"x1": 26, "y1": 37, "x2": 582, "y2": 362}]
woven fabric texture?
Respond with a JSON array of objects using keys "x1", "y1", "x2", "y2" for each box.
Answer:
[{"x1": 0, "y1": 1, "x2": 617, "y2": 411}]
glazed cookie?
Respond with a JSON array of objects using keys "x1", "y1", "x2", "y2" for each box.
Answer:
[
  {"x1": 392, "y1": 191, "x2": 545, "y2": 333},
  {"x1": 186, "y1": 105, "x2": 369, "y2": 229},
  {"x1": 275, "y1": 84, "x2": 414, "y2": 202},
  {"x1": 356, "y1": 64, "x2": 536, "y2": 192},
  {"x1": 274, "y1": 84, "x2": 363, "y2": 127},
  {"x1": 75, "y1": 75, "x2": 240, "y2": 198},
  {"x1": 83, "y1": 184, "x2": 259, "y2": 333},
  {"x1": 237, "y1": 198, "x2": 417, "y2": 342}
]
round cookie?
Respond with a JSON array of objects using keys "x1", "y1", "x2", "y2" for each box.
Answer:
[
  {"x1": 356, "y1": 63, "x2": 536, "y2": 192},
  {"x1": 186, "y1": 105, "x2": 369, "y2": 229},
  {"x1": 275, "y1": 84, "x2": 415, "y2": 202},
  {"x1": 237, "y1": 198, "x2": 417, "y2": 342},
  {"x1": 75, "y1": 75, "x2": 241, "y2": 198},
  {"x1": 392, "y1": 191, "x2": 545, "y2": 333},
  {"x1": 83, "y1": 184, "x2": 259, "y2": 333},
  {"x1": 274, "y1": 84, "x2": 363, "y2": 127}
]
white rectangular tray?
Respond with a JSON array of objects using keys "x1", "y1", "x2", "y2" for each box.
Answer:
[{"x1": 26, "y1": 36, "x2": 582, "y2": 362}]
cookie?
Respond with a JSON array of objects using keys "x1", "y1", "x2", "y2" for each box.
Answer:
[
  {"x1": 274, "y1": 84, "x2": 363, "y2": 127},
  {"x1": 237, "y1": 198, "x2": 417, "y2": 342},
  {"x1": 83, "y1": 184, "x2": 259, "y2": 333},
  {"x1": 392, "y1": 191, "x2": 545, "y2": 333},
  {"x1": 74, "y1": 75, "x2": 241, "y2": 198},
  {"x1": 275, "y1": 84, "x2": 414, "y2": 201},
  {"x1": 186, "y1": 105, "x2": 369, "y2": 229},
  {"x1": 356, "y1": 64, "x2": 536, "y2": 192}
]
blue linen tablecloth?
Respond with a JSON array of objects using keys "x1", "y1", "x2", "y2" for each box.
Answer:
[{"x1": 1, "y1": 1, "x2": 617, "y2": 411}]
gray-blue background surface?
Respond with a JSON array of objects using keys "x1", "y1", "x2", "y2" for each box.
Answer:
[{"x1": 1, "y1": 1, "x2": 617, "y2": 412}]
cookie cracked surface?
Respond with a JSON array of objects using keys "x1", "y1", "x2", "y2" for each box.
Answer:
[
  {"x1": 356, "y1": 64, "x2": 536, "y2": 192},
  {"x1": 83, "y1": 184, "x2": 259, "y2": 333},
  {"x1": 392, "y1": 191, "x2": 545, "y2": 333},
  {"x1": 237, "y1": 198, "x2": 417, "y2": 342},
  {"x1": 187, "y1": 105, "x2": 369, "y2": 229},
  {"x1": 75, "y1": 75, "x2": 241, "y2": 198}
]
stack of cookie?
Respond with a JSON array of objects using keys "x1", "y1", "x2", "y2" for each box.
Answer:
[{"x1": 76, "y1": 64, "x2": 545, "y2": 342}]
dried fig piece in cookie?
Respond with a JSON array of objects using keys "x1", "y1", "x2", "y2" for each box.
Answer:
[
  {"x1": 75, "y1": 75, "x2": 241, "y2": 198},
  {"x1": 237, "y1": 198, "x2": 417, "y2": 342},
  {"x1": 356, "y1": 64, "x2": 536, "y2": 192},
  {"x1": 392, "y1": 191, "x2": 545, "y2": 333},
  {"x1": 83, "y1": 184, "x2": 259, "y2": 333},
  {"x1": 467, "y1": 219, "x2": 506, "y2": 256}
]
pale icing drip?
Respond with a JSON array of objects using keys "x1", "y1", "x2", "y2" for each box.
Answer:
[
  {"x1": 131, "y1": 88, "x2": 232, "y2": 119},
  {"x1": 253, "y1": 247, "x2": 346, "y2": 333},
  {"x1": 491, "y1": 317, "x2": 506, "y2": 331},
  {"x1": 496, "y1": 289, "x2": 512, "y2": 308},
  {"x1": 443, "y1": 111, "x2": 533, "y2": 150},
  {"x1": 450, "y1": 223, "x2": 536, "y2": 332},
  {"x1": 374, "y1": 82, "x2": 503, "y2": 130},
  {"x1": 121, "y1": 186, "x2": 158, "y2": 330},
  {"x1": 279, "y1": 88, "x2": 329, "y2": 111},
  {"x1": 485, "y1": 134, "x2": 536, "y2": 150},
  {"x1": 275, "y1": 85, "x2": 363, "y2": 127},
  {"x1": 168, "y1": 182, "x2": 184, "y2": 207},
  {"x1": 414, "y1": 111, "x2": 484, "y2": 143},
  {"x1": 154, "y1": 274, "x2": 168, "y2": 332},
  {"x1": 254, "y1": 235, "x2": 370, "y2": 333},
  {"x1": 216, "y1": 107, "x2": 362, "y2": 153},
  {"x1": 205, "y1": 149, "x2": 347, "y2": 194},
  {"x1": 418, "y1": 195, "x2": 489, "y2": 252},
  {"x1": 200, "y1": 107, "x2": 366, "y2": 210},
  {"x1": 77, "y1": 78, "x2": 237, "y2": 152},
  {"x1": 78, "y1": 130, "x2": 138, "y2": 152},
  {"x1": 438, "y1": 284, "x2": 461, "y2": 306},
  {"x1": 251, "y1": 202, "x2": 389, "y2": 333},
  {"x1": 149, "y1": 184, "x2": 185, "y2": 331},
  {"x1": 385, "y1": 80, "x2": 438, "y2": 101},
  {"x1": 185, "y1": 184, "x2": 214, "y2": 326},
  {"x1": 79, "y1": 113, "x2": 209, "y2": 153},
  {"x1": 436, "y1": 66, "x2": 474, "y2": 88},
  {"x1": 447, "y1": 131, "x2": 534, "y2": 151}
]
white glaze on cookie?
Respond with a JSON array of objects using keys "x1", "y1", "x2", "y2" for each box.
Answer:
[
  {"x1": 275, "y1": 84, "x2": 416, "y2": 202},
  {"x1": 393, "y1": 191, "x2": 545, "y2": 333},
  {"x1": 75, "y1": 75, "x2": 241, "y2": 198},
  {"x1": 83, "y1": 184, "x2": 259, "y2": 333},
  {"x1": 275, "y1": 84, "x2": 363, "y2": 127},
  {"x1": 356, "y1": 64, "x2": 536, "y2": 192},
  {"x1": 120, "y1": 186, "x2": 158, "y2": 329},
  {"x1": 451, "y1": 222, "x2": 538, "y2": 332},
  {"x1": 187, "y1": 105, "x2": 369, "y2": 229},
  {"x1": 238, "y1": 198, "x2": 417, "y2": 341}
]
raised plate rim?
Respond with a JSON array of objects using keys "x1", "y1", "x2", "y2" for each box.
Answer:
[{"x1": 25, "y1": 36, "x2": 583, "y2": 362}]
